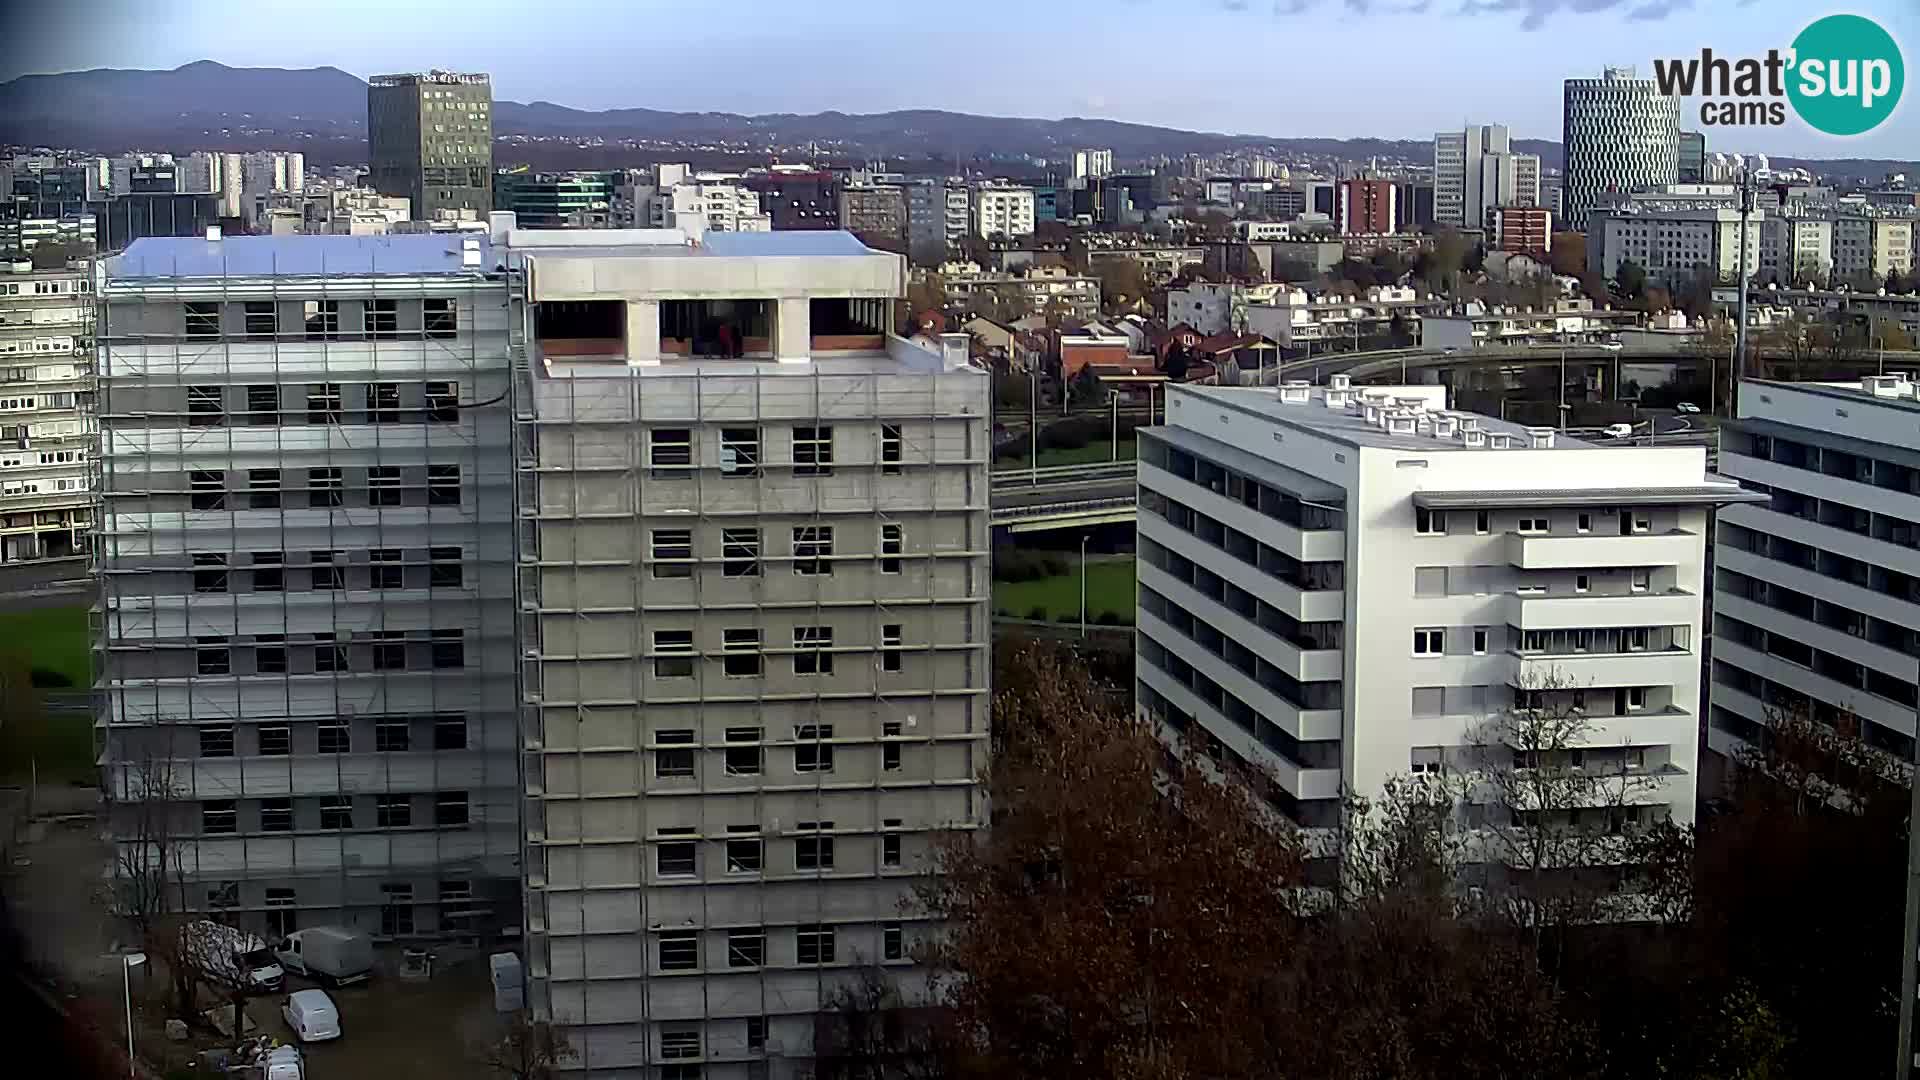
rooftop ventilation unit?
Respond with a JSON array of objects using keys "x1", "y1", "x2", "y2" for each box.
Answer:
[
  {"x1": 1433, "y1": 415, "x2": 1459, "y2": 438},
  {"x1": 1279, "y1": 380, "x2": 1311, "y2": 404},
  {"x1": 1526, "y1": 427, "x2": 1556, "y2": 449},
  {"x1": 1464, "y1": 429, "x2": 1487, "y2": 447},
  {"x1": 1395, "y1": 395, "x2": 1427, "y2": 414},
  {"x1": 1364, "y1": 402, "x2": 1381, "y2": 424},
  {"x1": 1488, "y1": 431, "x2": 1514, "y2": 449},
  {"x1": 1386, "y1": 410, "x2": 1417, "y2": 435},
  {"x1": 1324, "y1": 389, "x2": 1351, "y2": 409},
  {"x1": 1329, "y1": 373, "x2": 1352, "y2": 391}
]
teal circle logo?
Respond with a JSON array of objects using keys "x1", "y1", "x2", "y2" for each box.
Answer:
[{"x1": 1788, "y1": 14, "x2": 1903, "y2": 136}]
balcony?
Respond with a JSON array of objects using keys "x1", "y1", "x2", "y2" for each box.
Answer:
[
  {"x1": 1508, "y1": 647, "x2": 1693, "y2": 689},
  {"x1": 1505, "y1": 530, "x2": 1698, "y2": 569},
  {"x1": 1507, "y1": 591, "x2": 1698, "y2": 631}
]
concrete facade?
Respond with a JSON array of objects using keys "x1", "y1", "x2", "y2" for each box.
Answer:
[
  {"x1": 1562, "y1": 68, "x2": 1680, "y2": 232},
  {"x1": 368, "y1": 72, "x2": 494, "y2": 222}
]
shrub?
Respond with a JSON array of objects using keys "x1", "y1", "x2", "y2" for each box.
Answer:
[
  {"x1": 30, "y1": 667, "x2": 73, "y2": 688},
  {"x1": 1025, "y1": 606, "x2": 1050, "y2": 622},
  {"x1": 993, "y1": 547, "x2": 1069, "y2": 582},
  {"x1": 994, "y1": 607, "x2": 1012, "y2": 618},
  {"x1": 1094, "y1": 611, "x2": 1124, "y2": 626}
]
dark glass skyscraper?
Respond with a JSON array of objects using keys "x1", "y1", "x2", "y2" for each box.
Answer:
[{"x1": 368, "y1": 71, "x2": 494, "y2": 222}]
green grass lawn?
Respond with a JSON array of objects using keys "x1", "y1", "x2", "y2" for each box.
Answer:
[
  {"x1": 0, "y1": 604, "x2": 91, "y2": 687},
  {"x1": 0, "y1": 604, "x2": 94, "y2": 783},
  {"x1": 993, "y1": 557, "x2": 1137, "y2": 623},
  {"x1": 998, "y1": 438, "x2": 1137, "y2": 470}
]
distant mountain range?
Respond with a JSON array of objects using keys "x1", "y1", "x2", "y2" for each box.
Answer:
[{"x1": 2, "y1": 60, "x2": 1912, "y2": 181}]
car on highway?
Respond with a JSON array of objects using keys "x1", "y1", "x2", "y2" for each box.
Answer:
[
  {"x1": 1603, "y1": 423, "x2": 1634, "y2": 438},
  {"x1": 1676, "y1": 402, "x2": 1701, "y2": 414},
  {"x1": 1600, "y1": 341, "x2": 1624, "y2": 353}
]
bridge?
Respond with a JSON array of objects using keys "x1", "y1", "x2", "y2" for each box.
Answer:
[{"x1": 990, "y1": 463, "x2": 1137, "y2": 532}]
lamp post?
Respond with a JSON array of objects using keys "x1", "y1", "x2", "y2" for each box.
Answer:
[
  {"x1": 1028, "y1": 366, "x2": 1038, "y2": 486},
  {"x1": 1079, "y1": 534, "x2": 1090, "y2": 638},
  {"x1": 1110, "y1": 390, "x2": 1120, "y2": 462},
  {"x1": 122, "y1": 951, "x2": 147, "y2": 1078}
]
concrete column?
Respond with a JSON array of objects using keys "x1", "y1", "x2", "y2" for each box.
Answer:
[
  {"x1": 624, "y1": 299, "x2": 660, "y2": 366},
  {"x1": 775, "y1": 297, "x2": 811, "y2": 364}
]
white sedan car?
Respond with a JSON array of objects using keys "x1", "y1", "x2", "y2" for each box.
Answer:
[
  {"x1": 1603, "y1": 423, "x2": 1634, "y2": 438},
  {"x1": 1676, "y1": 402, "x2": 1702, "y2": 414}
]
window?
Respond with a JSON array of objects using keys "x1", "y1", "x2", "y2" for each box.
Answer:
[
  {"x1": 881, "y1": 422, "x2": 903, "y2": 475},
  {"x1": 424, "y1": 299, "x2": 457, "y2": 339},
  {"x1": 654, "y1": 629, "x2": 695, "y2": 677},
  {"x1": 425, "y1": 380, "x2": 459, "y2": 422},
  {"x1": 796, "y1": 924, "x2": 835, "y2": 965},
  {"x1": 306, "y1": 383, "x2": 342, "y2": 424},
  {"x1": 304, "y1": 301, "x2": 340, "y2": 340},
  {"x1": 348, "y1": 468, "x2": 398, "y2": 512},
  {"x1": 199, "y1": 726, "x2": 235, "y2": 758},
  {"x1": 884, "y1": 922, "x2": 904, "y2": 961},
  {"x1": 1412, "y1": 628, "x2": 1445, "y2": 656},
  {"x1": 794, "y1": 425, "x2": 834, "y2": 476},
  {"x1": 651, "y1": 529, "x2": 694, "y2": 578},
  {"x1": 193, "y1": 553, "x2": 228, "y2": 594},
  {"x1": 721, "y1": 427, "x2": 760, "y2": 476},
  {"x1": 380, "y1": 884, "x2": 414, "y2": 936},
  {"x1": 1626, "y1": 686, "x2": 1648, "y2": 711},
  {"x1": 723, "y1": 629, "x2": 762, "y2": 677},
  {"x1": 794, "y1": 723, "x2": 834, "y2": 772},
  {"x1": 311, "y1": 551, "x2": 345, "y2": 591},
  {"x1": 308, "y1": 468, "x2": 344, "y2": 508},
  {"x1": 793, "y1": 525, "x2": 833, "y2": 576},
  {"x1": 190, "y1": 469, "x2": 226, "y2": 511},
  {"x1": 184, "y1": 302, "x2": 221, "y2": 339},
  {"x1": 202, "y1": 800, "x2": 237, "y2": 835},
  {"x1": 722, "y1": 528, "x2": 760, "y2": 577},
  {"x1": 655, "y1": 730, "x2": 696, "y2": 778},
  {"x1": 248, "y1": 469, "x2": 280, "y2": 509},
  {"x1": 1627, "y1": 628, "x2": 1650, "y2": 652},
  {"x1": 1574, "y1": 573, "x2": 1590, "y2": 594},
  {"x1": 657, "y1": 838, "x2": 697, "y2": 877},
  {"x1": 747, "y1": 1016, "x2": 767, "y2": 1052},
  {"x1": 1414, "y1": 507, "x2": 1447, "y2": 535},
  {"x1": 365, "y1": 383, "x2": 401, "y2": 423},
  {"x1": 260, "y1": 798, "x2": 292, "y2": 832},
  {"x1": 258, "y1": 725, "x2": 290, "y2": 756},
  {"x1": 658, "y1": 931, "x2": 699, "y2": 971},
  {"x1": 371, "y1": 549, "x2": 405, "y2": 590},
  {"x1": 880, "y1": 720, "x2": 903, "y2": 771},
  {"x1": 727, "y1": 835, "x2": 763, "y2": 873},
  {"x1": 1630, "y1": 570, "x2": 1650, "y2": 593},
  {"x1": 728, "y1": 928, "x2": 765, "y2": 968},
  {"x1": 430, "y1": 547, "x2": 462, "y2": 587},
  {"x1": 795, "y1": 824, "x2": 835, "y2": 871},
  {"x1": 363, "y1": 298, "x2": 399, "y2": 338},
  {"x1": 1475, "y1": 510, "x2": 1490, "y2": 534},
  {"x1": 319, "y1": 795, "x2": 353, "y2": 829},
  {"x1": 314, "y1": 633, "x2": 348, "y2": 672},
  {"x1": 794, "y1": 627, "x2": 833, "y2": 676},
  {"x1": 435, "y1": 791, "x2": 469, "y2": 826},
  {"x1": 660, "y1": 1027, "x2": 702, "y2": 1060},
  {"x1": 882, "y1": 827, "x2": 902, "y2": 869},
  {"x1": 372, "y1": 632, "x2": 408, "y2": 671},
  {"x1": 376, "y1": 717, "x2": 411, "y2": 752},
  {"x1": 187, "y1": 384, "x2": 224, "y2": 426},
  {"x1": 244, "y1": 301, "x2": 277, "y2": 337},
  {"x1": 197, "y1": 638, "x2": 230, "y2": 675},
  {"x1": 1629, "y1": 512, "x2": 1652, "y2": 534},
  {"x1": 434, "y1": 714, "x2": 467, "y2": 750},
  {"x1": 431, "y1": 629, "x2": 464, "y2": 669},
  {"x1": 1517, "y1": 516, "x2": 1549, "y2": 535},
  {"x1": 245, "y1": 384, "x2": 279, "y2": 425},
  {"x1": 650, "y1": 428, "x2": 692, "y2": 477},
  {"x1": 1576, "y1": 512, "x2": 1592, "y2": 533},
  {"x1": 1472, "y1": 628, "x2": 1489, "y2": 655},
  {"x1": 427, "y1": 465, "x2": 461, "y2": 505},
  {"x1": 881, "y1": 626, "x2": 904, "y2": 674},
  {"x1": 317, "y1": 720, "x2": 350, "y2": 753},
  {"x1": 880, "y1": 524, "x2": 903, "y2": 574},
  {"x1": 377, "y1": 795, "x2": 412, "y2": 828}
]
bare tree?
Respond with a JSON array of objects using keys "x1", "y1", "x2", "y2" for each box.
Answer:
[
  {"x1": 472, "y1": 1011, "x2": 577, "y2": 1080},
  {"x1": 816, "y1": 966, "x2": 945, "y2": 1080},
  {"x1": 109, "y1": 740, "x2": 190, "y2": 942}
]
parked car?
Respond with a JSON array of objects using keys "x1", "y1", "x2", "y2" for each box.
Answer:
[
  {"x1": 275, "y1": 926, "x2": 374, "y2": 987},
  {"x1": 1676, "y1": 401, "x2": 1702, "y2": 413},
  {"x1": 281, "y1": 988, "x2": 342, "y2": 1043},
  {"x1": 181, "y1": 919, "x2": 284, "y2": 993},
  {"x1": 1603, "y1": 423, "x2": 1634, "y2": 438}
]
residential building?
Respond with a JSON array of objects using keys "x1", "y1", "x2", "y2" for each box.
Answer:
[
  {"x1": 1563, "y1": 67, "x2": 1680, "y2": 232},
  {"x1": 1832, "y1": 213, "x2": 1916, "y2": 283},
  {"x1": 1759, "y1": 214, "x2": 1833, "y2": 285},
  {"x1": 6, "y1": 165, "x2": 92, "y2": 222},
  {"x1": 1204, "y1": 238, "x2": 1345, "y2": 282},
  {"x1": 1060, "y1": 323, "x2": 1132, "y2": 379},
  {"x1": 1138, "y1": 378, "x2": 1757, "y2": 835},
  {"x1": 903, "y1": 180, "x2": 953, "y2": 265},
  {"x1": 508, "y1": 225, "x2": 988, "y2": 1075},
  {"x1": 1433, "y1": 125, "x2": 1540, "y2": 230},
  {"x1": 1337, "y1": 178, "x2": 1397, "y2": 236},
  {"x1": 838, "y1": 183, "x2": 908, "y2": 251},
  {"x1": 1072, "y1": 148, "x2": 1115, "y2": 180},
  {"x1": 938, "y1": 263, "x2": 1099, "y2": 321},
  {"x1": 1679, "y1": 131, "x2": 1707, "y2": 184},
  {"x1": 368, "y1": 71, "x2": 495, "y2": 222},
  {"x1": 1255, "y1": 187, "x2": 1308, "y2": 221},
  {"x1": 0, "y1": 258, "x2": 95, "y2": 562},
  {"x1": 652, "y1": 175, "x2": 771, "y2": 235},
  {"x1": 1710, "y1": 376, "x2": 1920, "y2": 778},
  {"x1": 1073, "y1": 236, "x2": 1206, "y2": 285},
  {"x1": 971, "y1": 184, "x2": 1036, "y2": 240},
  {"x1": 94, "y1": 232, "x2": 521, "y2": 941},
  {"x1": 1586, "y1": 203, "x2": 1763, "y2": 286},
  {"x1": 95, "y1": 194, "x2": 222, "y2": 251},
  {"x1": 745, "y1": 169, "x2": 840, "y2": 231},
  {"x1": 1395, "y1": 181, "x2": 1437, "y2": 229},
  {"x1": 1492, "y1": 206, "x2": 1553, "y2": 258},
  {"x1": 1242, "y1": 285, "x2": 1429, "y2": 349},
  {"x1": 1165, "y1": 282, "x2": 1241, "y2": 336},
  {"x1": 1419, "y1": 300, "x2": 1639, "y2": 349},
  {"x1": 494, "y1": 172, "x2": 614, "y2": 230}
]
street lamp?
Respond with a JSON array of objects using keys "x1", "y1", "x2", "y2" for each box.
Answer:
[
  {"x1": 122, "y1": 950, "x2": 147, "y2": 1078},
  {"x1": 1028, "y1": 365, "x2": 1038, "y2": 486},
  {"x1": 1109, "y1": 390, "x2": 1120, "y2": 462},
  {"x1": 1079, "y1": 534, "x2": 1090, "y2": 638}
]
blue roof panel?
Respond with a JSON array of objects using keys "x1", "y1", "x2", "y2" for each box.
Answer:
[
  {"x1": 107, "y1": 234, "x2": 494, "y2": 280},
  {"x1": 699, "y1": 231, "x2": 876, "y2": 258}
]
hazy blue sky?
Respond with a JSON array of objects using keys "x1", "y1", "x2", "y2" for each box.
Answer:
[{"x1": 4, "y1": 0, "x2": 1916, "y2": 158}]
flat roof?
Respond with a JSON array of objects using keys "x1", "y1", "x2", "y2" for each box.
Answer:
[
  {"x1": 506, "y1": 229, "x2": 887, "y2": 262},
  {"x1": 1745, "y1": 377, "x2": 1920, "y2": 414},
  {"x1": 1413, "y1": 486, "x2": 1765, "y2": 509},
  {"x1": 106, "y1": 234, "x2": 495, "y2": 279},
  {"x1": 1183, "y1": 384, "x2": 1600, "y2": 453}
]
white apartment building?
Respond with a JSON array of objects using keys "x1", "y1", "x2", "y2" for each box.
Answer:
[
  {"x1": 1759, "y1": 214, "x2": 1833, "y2": 285},
  {"x1": 508, "y1": 224, "x2": 989, "y2": 1076},
  {"x1": 1072, "y1": 148, "x2": 1115, "y2": 180},
  {"x1": 650, "y1": 176, "x2": 772, "y2": 235},
  {"x1": 0, "y1": 258, "x2": 96, "y2": 562},
  {"x1": 971, "y1": 184, "x2": 1036, "y2": 240},
  {"x1": 94, "y1": 232, "x2": 522, "y2": 940},
  {"x1": 1563, "y1": 67, "x2": 1680, "y2": 231},
  {"x1": 1587, "y1": 204, "x2": 1763, "y2": 286},
  {"x1": 1711, "y1": 376, "x2": 1920, "y2": 771},
  {"x1": 1433, "y1": 124, "x2": 1540, "y2": 229},
  {"x1": 1832, "y1": 213, "x2": 1916, "y2": 282},
  {"x1": 1137, "y1": 377, "x2": 1757, "y2": 833}
]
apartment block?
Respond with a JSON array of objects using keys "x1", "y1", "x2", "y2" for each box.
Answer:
[
  {"x1": 1710, "y1": 376, "x2": 1920, "y2": 774},
  {"x1": 1433, "y1": 124, "x2": 1540, "y2": 230},
  {"x1": 1563, "y1": 68, "x2": 1679, "y2": 231},
  {"x1": 0, "y1": 258, "x2": 96, "y2": 562},
  {"x1": 508, "y1": 226, "x2": 989, "y2": 1076},
  {"x1": 971, "y1": 184, "x2": 1035, "y2": 240},
  {"x1": 94, "y1": 233, "x2": 521, "y2": 939},
  {"x1": 1832, "y1": 213, "x2": 1916, "y2": 282},
  {"x1": 1759, "y1": 214, "x2": 1833, "y2": 285},
  {"x1": 1136, "y1": 378, "x2": 1758, "y2": 834},
  {"x1": 369, "y1": 71, "x2": 494, "y2": 222},
  {"x1": 1586, "y1": 203, "x2": 1763, "y2": 287}
]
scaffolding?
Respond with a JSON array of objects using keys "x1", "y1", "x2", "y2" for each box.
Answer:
[{"x1": 92, "y1": 241, "x2": 521, "y2": 941}]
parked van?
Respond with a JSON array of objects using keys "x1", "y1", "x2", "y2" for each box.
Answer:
[
  {"x1": 275, "y1": 926, "x2": 374, "y2": 986},
  {"x1": 281, "y1": 988, "x2": 342, "y2": 1043}
]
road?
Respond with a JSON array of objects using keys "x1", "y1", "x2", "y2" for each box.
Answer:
[{"x1": 0, "y1": 558, "x2": 90, "y2": 609}]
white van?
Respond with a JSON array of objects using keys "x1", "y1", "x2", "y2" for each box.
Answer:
[{"x1": 281, "y1": 988, "x2": 342, "y2": 1043}]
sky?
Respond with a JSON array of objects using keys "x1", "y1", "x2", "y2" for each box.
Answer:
[{"x1": 3, "y1": 0, "x2": 1917, "y2": 159}]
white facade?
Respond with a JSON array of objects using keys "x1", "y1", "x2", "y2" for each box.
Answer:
[
  {"x1": 1138, "y1": 380, "x2": 1753, "y2": 832},
  {"x1": 1588, "y1": 205, "x2": 1763, "y2": 286},
  {"x1": 0, "y1": 261, "x2": 95, "y2": 562},
  {"x1": 971, "y1": 185, "x2": 1036, "y2": 240},
  {"x1": 1832, "y1": 214, "x2": 1915, "y2": 282},
  {"x1": 1759, "y1": 214, "x2": 1833, "y2": 284},
  {"x1": 1072, "y1": 148, "x2": 1115, "y2": 180},
  {"x1": 1165, "y1": 282, "x2": 1238, "y2": 335},
  {"x1": 1563, "y1": 67, "x2": 1680, "y2": 231},
  {"x1": 650, "y1": 176, "x2": 771, "y2": 235},
  {"x1": 1434, "y1": 125, "x2": 1541, "y2": 229},
  {"x1": 1711, "y1": 377, "x2": 1920, "y2": 770}
]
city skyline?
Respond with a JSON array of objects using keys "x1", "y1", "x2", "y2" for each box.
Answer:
[{"x1": 3, "y1": 0, "x2": 1915, "y2": 161}]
